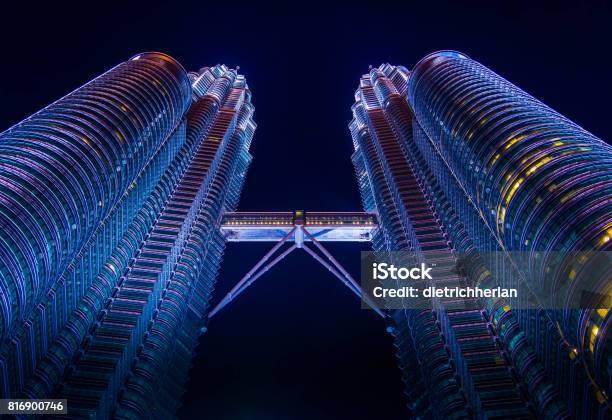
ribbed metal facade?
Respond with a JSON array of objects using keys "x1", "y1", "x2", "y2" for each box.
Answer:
[
  {"x1": 0, "y1": 54, "x2": 255, "y2": 419},
  {"x1": 351, "y1": 52, "x2": 610, "y2": 419}
]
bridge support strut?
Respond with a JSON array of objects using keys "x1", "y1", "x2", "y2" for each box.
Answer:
[{"x1": 207, "y1": 226, "x2": 386, "y2": 320}]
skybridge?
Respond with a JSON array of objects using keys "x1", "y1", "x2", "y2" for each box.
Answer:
[
  {"x1": 220, "y1": 211, "x2": 377, "y2": 242},
  {"x1": 207, "y1": 211, "x2": 384, "y2": 320}
]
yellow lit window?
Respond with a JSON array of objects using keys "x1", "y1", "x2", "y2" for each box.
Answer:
[{"x1": 589, "y1": 325, "x2": 599, "y2": 353}]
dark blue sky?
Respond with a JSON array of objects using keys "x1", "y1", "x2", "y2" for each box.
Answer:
[{"x1": 1, "y1": 2, "x2": 610, "y2": 419}]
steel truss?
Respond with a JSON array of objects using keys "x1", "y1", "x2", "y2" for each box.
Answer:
[{"x1": 208, "y1": 225, "x2": 385, "y2": 320}]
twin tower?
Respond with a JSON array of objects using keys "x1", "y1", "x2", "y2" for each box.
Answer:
[{"x1": 0, "y1": 51, "x2": 609, "y2": 419}]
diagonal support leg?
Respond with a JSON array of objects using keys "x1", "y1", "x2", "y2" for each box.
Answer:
[
  {"x1": 303, "y1": 229, "x2": 361, "y2": 290},
  {"x1": 301, "y1": 244, "x2": 361, "y2": 297},
  {"x1": 208, "y1": 244, "x2": 297, "y2": 319},
  {"x1": 301, "y1": 242, "x2": 386, "y2": 319},
  {"x1": 303, "y1": 228, "x2": 369, "y2": 296},
  {"x1": 232, "y1": 244, "x2": 297, "y2": 300},
  {"x1": 208, "y1": 228, "x2": 296, "y2": 319}
]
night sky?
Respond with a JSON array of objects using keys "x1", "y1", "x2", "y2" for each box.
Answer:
[{"x1": 1, "y1": 2, "x2": 611, "y2": 419}]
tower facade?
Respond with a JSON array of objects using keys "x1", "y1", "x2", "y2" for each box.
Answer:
[
  {"x1": 351, "y1": 52, "x2": 610, "y2": 418},
  {"x1": 0, "y1": 53, "x2": 256, "y2": 418}
]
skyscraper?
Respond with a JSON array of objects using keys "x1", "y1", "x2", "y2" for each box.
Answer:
[
  {"x1": 350, "y1": 52, "x2": 610, "y2": 418},
  {"x1": 0, "y1": 53, "x2": 256, "y2": 418}
]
